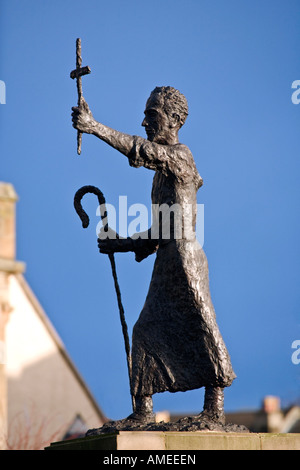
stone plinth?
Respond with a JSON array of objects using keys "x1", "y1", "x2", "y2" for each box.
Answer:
[{"x1": 45, "y1": 431, "x2": 300, "y2": 451}]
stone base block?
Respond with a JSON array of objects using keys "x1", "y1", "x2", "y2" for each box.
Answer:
[{"x1": 45, "y1": 431, "x2": 300, "y2": 451}]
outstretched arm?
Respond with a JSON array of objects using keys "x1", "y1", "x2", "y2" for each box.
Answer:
[
  {"x1": 72, "y1": 99, "x2": 160, "y2": 261},
  {"x1": 71, "y1": 98, "x2": 202, "y2": 188},
  {"x1": 72, "y1": 98, "x2": 135, "y2": 156}
]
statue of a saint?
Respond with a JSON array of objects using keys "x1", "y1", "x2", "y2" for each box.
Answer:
[{"x1": 72, "y1": 86, "x2": 236, "y2": 429}]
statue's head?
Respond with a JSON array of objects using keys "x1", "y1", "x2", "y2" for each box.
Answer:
[{"x1": 142, "y1": 86, "x2": 188, "y2": 145}]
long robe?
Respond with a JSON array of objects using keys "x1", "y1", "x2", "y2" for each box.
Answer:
[{"x1": 127, "y1": 136, "x2": 236, "y2": 397}]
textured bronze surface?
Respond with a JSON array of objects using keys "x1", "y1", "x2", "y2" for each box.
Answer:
[
  {"x1": 72, "y1": 85, "x2": 240, "y2": 432},
  {"x1": 70, "y1": 38, "x2": 91, "y2": 155}
]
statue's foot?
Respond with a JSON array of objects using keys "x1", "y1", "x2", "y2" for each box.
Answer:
[
  {"x1": 195, "y1": 408, "x2": 226, "y2": 426},
  {"x1": 85, "y1": 412, "x2": 155, "y2": 436},
  {"x1": 86, "y1": 396, "x2": 155, "y2": 436},
  {"x1": 126, "y1": 410, "x2": 155, "y2": 424},
  {"x1": 126, "y1": 395, "x2": 155, "y2": 424},
  {"x1": 200, "y1": 386, "x2": 226, "y2": 426}
]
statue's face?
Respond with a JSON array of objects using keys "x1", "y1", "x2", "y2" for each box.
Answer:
[{"x1": 142, "y1": 93, "x2": 172, "y2": 144}]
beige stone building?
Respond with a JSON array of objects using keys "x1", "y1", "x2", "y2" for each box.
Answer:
[
  {"x1": 225, "y1": 396, "x2": 300, "y2": 433},
  {"x1": 163, "y1": 396, "x2": 300, "y2": 433},
  {"x1": 0, "y1": 182, "x2": 106, "y2": 450}
]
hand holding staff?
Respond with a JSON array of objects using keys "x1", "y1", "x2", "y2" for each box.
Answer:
[{"x1": 70, "y1": 38, "x2": 91, "y2": 155}]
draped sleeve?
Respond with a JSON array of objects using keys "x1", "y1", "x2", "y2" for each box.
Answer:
[{"x1": 128, "y1": 136, "x2": 203, "y2": 188}]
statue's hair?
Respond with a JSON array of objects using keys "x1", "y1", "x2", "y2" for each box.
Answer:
[{"x1": 149, "y1": 86, "x2": 189, "y2": 128}]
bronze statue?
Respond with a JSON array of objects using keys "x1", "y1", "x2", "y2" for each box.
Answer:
[{"x1": 72, "y1": 84, "x2": 242, "y2": 433}]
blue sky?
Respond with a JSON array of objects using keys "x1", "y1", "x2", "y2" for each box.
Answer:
[{"x1": 1, "y1": 0, "x2": 300, "y2": 421}]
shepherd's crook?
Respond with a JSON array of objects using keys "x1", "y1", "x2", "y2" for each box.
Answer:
[{"x1": 74, "y1": 185, "x2": 134, "y2": 410}]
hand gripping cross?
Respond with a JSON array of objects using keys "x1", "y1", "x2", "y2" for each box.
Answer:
[{"x1": 70, "y1": 38, "x2": 91, "y2": 155}]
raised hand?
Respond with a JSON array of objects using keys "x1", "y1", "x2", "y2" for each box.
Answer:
[{"x1": 72, "y1": 97, "x2": 95, "y2": 134}]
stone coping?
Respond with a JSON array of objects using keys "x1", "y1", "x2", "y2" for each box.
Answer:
[
  {"x1": 0, "y1": 258, "x2": 25, "y2": 274},
  {"x1": 45, "y1": 431, "x2": 300, "y2": 451}
]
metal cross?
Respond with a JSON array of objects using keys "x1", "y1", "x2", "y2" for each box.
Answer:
[{"x1": 70, "y1": 38, "x2": 91, "y2": 155}]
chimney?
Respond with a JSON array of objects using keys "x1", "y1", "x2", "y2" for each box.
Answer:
[
  {"x1": 263, "y1": 396, "x2": 283, "y2": 433},
  {"x1": 0, "y1": 183, "x2": 18, "y2": 260}
]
